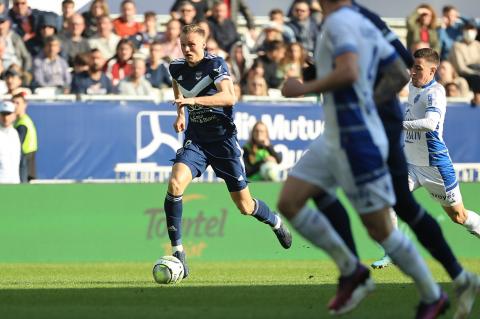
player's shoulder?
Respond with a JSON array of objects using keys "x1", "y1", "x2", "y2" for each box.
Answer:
[
  {"x1": 425, "y1": 81, "x2": 446, "y2": 97},
  {"x1": 169, "y1": 58, "x2": 186, "y2": 76},
  {"x1": 204, "y1": 53, "x2": 225, "y2": 65}
]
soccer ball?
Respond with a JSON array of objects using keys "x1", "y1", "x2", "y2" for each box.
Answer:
[
  {"x1": 260, "y1": 161, "x2": 281, "y2": 181},
  {"x1": 152, "y1": 256, "x2": 184, "y2": 284}
]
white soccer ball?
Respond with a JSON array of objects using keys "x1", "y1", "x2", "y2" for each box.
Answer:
[
  {"x1": 152, "y1": 256, "x2": 184, "y2": 284},
  {"x1": 260, "y1": 161, "x2": 281, "y2": 181}
]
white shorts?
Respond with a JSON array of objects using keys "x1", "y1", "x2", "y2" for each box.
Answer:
[
  {"x1": 289, "y1": 137, "x2": 396, "y2": 214},
  {"x1": 408, "y1": 163, "x2": 462, "y2": 207}
]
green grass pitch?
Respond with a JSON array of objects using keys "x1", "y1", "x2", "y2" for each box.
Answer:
[{"x1": 1, "y1": 260, "x2": 479, "y2": 319}]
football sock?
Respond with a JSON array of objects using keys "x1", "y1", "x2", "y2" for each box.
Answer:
[
  {"x1": 389, "y1": 208, "x2": 398, "y2": 229},
  {"x1": 172, "y1": 245, "x2": 184, "y2": 253},
  {"x1": 313, "y1": 194, "x2": 359, "y2": 257},
  {"x1": 251, "y1": 199, "x2": 280, "y2": 228},
  {"x1": 291, "y1": 206, "x2": 357, "y2": 276},
  {"x1": 164, "y1": 192, "x2": 183, "y2": 246},
  {"x1": 453, "y1": 269, "x2": 468, "y2": 287},
  {"x1": 411, "y1": 212, "x2": 463, "y2": 280},
  {"x1": 464, "y1": 210, "x2": 480, "y2": 235},
  {"x1": 381, "y1": 229, "x2": 440, "y2": 303}
]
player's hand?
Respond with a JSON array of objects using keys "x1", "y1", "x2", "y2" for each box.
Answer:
[
  {"x1": 282, "y1": 77, "x2": 305, "y2": 97},
  {"x1": 175, "y1": 97, "x2": 195, "y2": 108},
  {"x1": 173, "y1": 116, "x2": 185, "y2": 133}
]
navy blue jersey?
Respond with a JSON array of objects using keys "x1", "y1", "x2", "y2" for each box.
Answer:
[
  {"x1": 353, "y1": 2, "x2": 413, "y2": 128},
  {"x1": 169, "y1": 53, "x2": 237, "y2": 143}
]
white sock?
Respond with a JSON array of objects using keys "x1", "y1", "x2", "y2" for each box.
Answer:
[
  {"x1": 453, "y1": 269, "x2": 468, "y2": 287},
  {"x1": 464, "y1": 210, "x2": 480, "y2": 235},
  {"x1": 381, "y1": 229, "x2": 440, "y2": 303},
  {"x1": 291, "y1": 206, "x2": 357, "y2": 276},
  {"x1": 272, "y1": 216, "x2": 282, "y2": 230},
  {"x1": 172, "y1": 245, "x2": 184, "y2": 253},
  {"x1": 389, "y1": 208, "x2": 398, "y2": 229}
]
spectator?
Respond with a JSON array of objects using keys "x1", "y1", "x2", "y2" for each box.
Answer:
[
  {"x1": 219, "y1": 0, "x2": 256, "y2": 38},
  {"x1": 205, "y1": 37, "x2": 226, "y2": 59},
  {"x1": 437, "y1": 60, "x2": 470, "y2": 97},
  {"x1": 229, "y1": 41, "x2": 252, "y2": 84},
  {"x1": 113, "y1": 0, "x2": 143, "y2": 38},
  {"x1": 269, "y1": 8, "x2": 295, "y2": 44},
  {"x1": 72, "y1": 52, "x2": 90, "y2": 74},
  {"x1": 0, "y1": 1, "x2": 5, "y2": 15},
  {"x1": 286, "y1": 0, "x2": 318, "y2": 53},
  {"x1": 438, "y1": 5, "x2": 467, "y2": 61},
  {"x1": 118, "y1": 58, "x2": 154, "y2": 96},
  {"x1": 82, "y1": 0, "x2": 109, "y2": 38},
  {"x1": 104, "y1": 38, "x2": 135, "y2": 86},
  {"x1": 13, "y1": 93, "x2": 36, "y2": 183},
  {"x1": 0, "y1": 15, "x2": 32, "y2": 73},
  {"x1": 406, "y1": 4, "x2": 440, "y2": 54},
  {"x1": 207, "y1": 1, "x2": 239, "y2": 52},
  {"x1": 88, "y1": 15, "x2": 120, "y2": 60},
  {"x1": 254, "y1": 21, "x2": 284, "y2": 54},
  {"x1": 130, "y1": 11, "x2": 161, "y2": 53},
  {"x1": 242, "y1": 121, "x2": 282, "y2": 181},
  {"x1": 60, "y1": 13, "x2": 90, "y2": 67},
  {"x1": 178, "y1": 1, "x2": 199, "y2": 26},
  {"x1": 8, "y1": 0, "x2": 49, "y2": 41},
  {"x1": 287, "y1": 0, "x2": 322, "y2": 23},
  {"x1": 256, "y1": 40, "x2": 285, "y2": 89},
  {"x1": 156, "y1": 19, "x2": 182, "y2": 62},
  {"x1": 25, "y1": 13, "x2": 58, "y2": 58},
  {"x1": 449, "y1": 21, "x2": 480, "y2": 105},
  {"x1": 59, "y1": 0, "x2": 75, "y2": 32},
  {"x1": 5, "y1": 66, "x2": 32, "y2": 95},
  {"x1": 245, "y1": 75, "x2": 268, "y2": 96},
  {"x1": 445, "y1": 82, "x2": 460, "y2": 97},
  {"x1": 145, "y1": 41, "x2": 172, "y2": 88},
  {"x1": 71, "y1": 48, "x2": 113, "y2": 94},
  {"x1": 170, "y1": 0, "x2": 211, "y2": 22},
  {"x1": 32, "y1": 35, "x2": 71, "y2": 93},
  {"x1": 279, "y1": 42, "x2": 307, "y2": 79},
  {"x1": 0, "y1": 101, "x2": 20, "y2": 184},
  {"x1": 241, "y1": 58, "x2": 264, "y2": 93},
  {"x1": 197, "y1": 19, "x2": 211, "y2": 39}
]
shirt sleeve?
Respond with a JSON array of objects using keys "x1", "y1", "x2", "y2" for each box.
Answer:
[
  {"x1": 402, "y1": 111, "x2": 440, "y2": 131},
  {"x1": 325, "y1": 18, "x2": 358, "y2": 58},
  {"x1": 210, "y1": 57, "x2": 231, "y2": 85}
]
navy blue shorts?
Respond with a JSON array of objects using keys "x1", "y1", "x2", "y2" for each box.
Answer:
[{"x1": 174, "y1": 136, "x2": 248, "y2": 192}]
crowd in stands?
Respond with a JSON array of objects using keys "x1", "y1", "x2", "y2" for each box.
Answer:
[{"x1": 0, "y1": 0, "x2": 477, "y2": 104}]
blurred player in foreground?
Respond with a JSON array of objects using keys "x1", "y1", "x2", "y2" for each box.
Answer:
[
  {"x1": 160, "y1": 24, "x2": 292, "y2": 279},
  {"x1": 279, "y1": 0, "x2": 448, "y2": 317}
]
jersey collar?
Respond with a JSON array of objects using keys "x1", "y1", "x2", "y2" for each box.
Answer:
[{"x1": 421, "y1": 78, "x2": 436, "y2": 89}]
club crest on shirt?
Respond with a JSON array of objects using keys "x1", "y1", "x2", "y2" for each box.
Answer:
[
  {"x1": 213, "y1": 65, "x2": 222, "y2": 73},
  {"x1": 414, "y1": 94, "x2": 420, "y2": 104},
  {"x1": 195, "y1": 72, "x2": 202, "y2": 80}
]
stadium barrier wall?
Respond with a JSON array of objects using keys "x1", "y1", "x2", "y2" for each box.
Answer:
[
  {"x1": 0, "y1": 183, "x2": 479, "y2": 263},
  {"x1": 29, "y1": 101, "x2": 480, "y2": 180}
]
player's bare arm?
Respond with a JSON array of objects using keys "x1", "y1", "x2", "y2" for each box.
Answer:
[
  {"x1": 282, "y1": 52, "x2": 358, "y2": 97},
  {"x1": 374, "y1": 58, "x2": 410, "y2": 104},
  {"x1": 174, "y1": 78, "x2": 236, "y2": 108},
  {"x1": 172, "y1": 80, "x2": 186, "y2": 133}
]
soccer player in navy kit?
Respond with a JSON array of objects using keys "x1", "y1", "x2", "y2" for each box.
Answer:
[{"x1": 161, "y1": 24, "x2": 292, "y2": 278}]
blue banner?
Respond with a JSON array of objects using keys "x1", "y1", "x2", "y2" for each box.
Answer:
[{"x1": 28, "y1": 101, "x2": 479, "y2": 180}]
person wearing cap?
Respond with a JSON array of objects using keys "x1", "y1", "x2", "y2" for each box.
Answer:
[
  {"x1": 0, "y1": 14, "x2": 32, "y2": 73},
  {"x1": 13, "y1": 93, "x2": 37, "y2": 183},
  {"x1": 25, "y1": 12, "x2": 58, "y2": 57},
  {"x1": 0, "y1": 101, "x2": 21, "y2": 184}
]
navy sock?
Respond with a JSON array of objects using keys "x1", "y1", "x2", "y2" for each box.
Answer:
[
  {"x1": 164, "y1": 192, "x2": 183, "y2": 246},
  {"x1": 410, "y1": 211, "x2": 463, "y2": 280},
  {"x1": 251, "y1": 199, "x2": 279, "y2": 227},
  {"x1": 313, "y1": 193, "x2": 359, "y2": 257}
]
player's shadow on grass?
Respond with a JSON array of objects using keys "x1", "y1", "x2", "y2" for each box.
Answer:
[{"x1": 0, "y1": 283, "x2": 467, "y2": 319}]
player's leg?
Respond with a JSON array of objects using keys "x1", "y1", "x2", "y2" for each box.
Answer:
[
  {"x1": 442, "y1": 202, "x2": 480, "y2": 238},
  {"x1": 163, "y1": 141, "x2": 208, "y2": 278},
  {"x1": 229, "y1": 187, "x2": 292, "y2": 249},
  {"x1": 278, "y1": 142, "x2": 372, "y2": 315}
]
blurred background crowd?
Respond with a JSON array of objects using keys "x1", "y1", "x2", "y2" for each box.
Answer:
[{"x1": 0, "y1": 0, "x2": 477, "y2": 104}]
